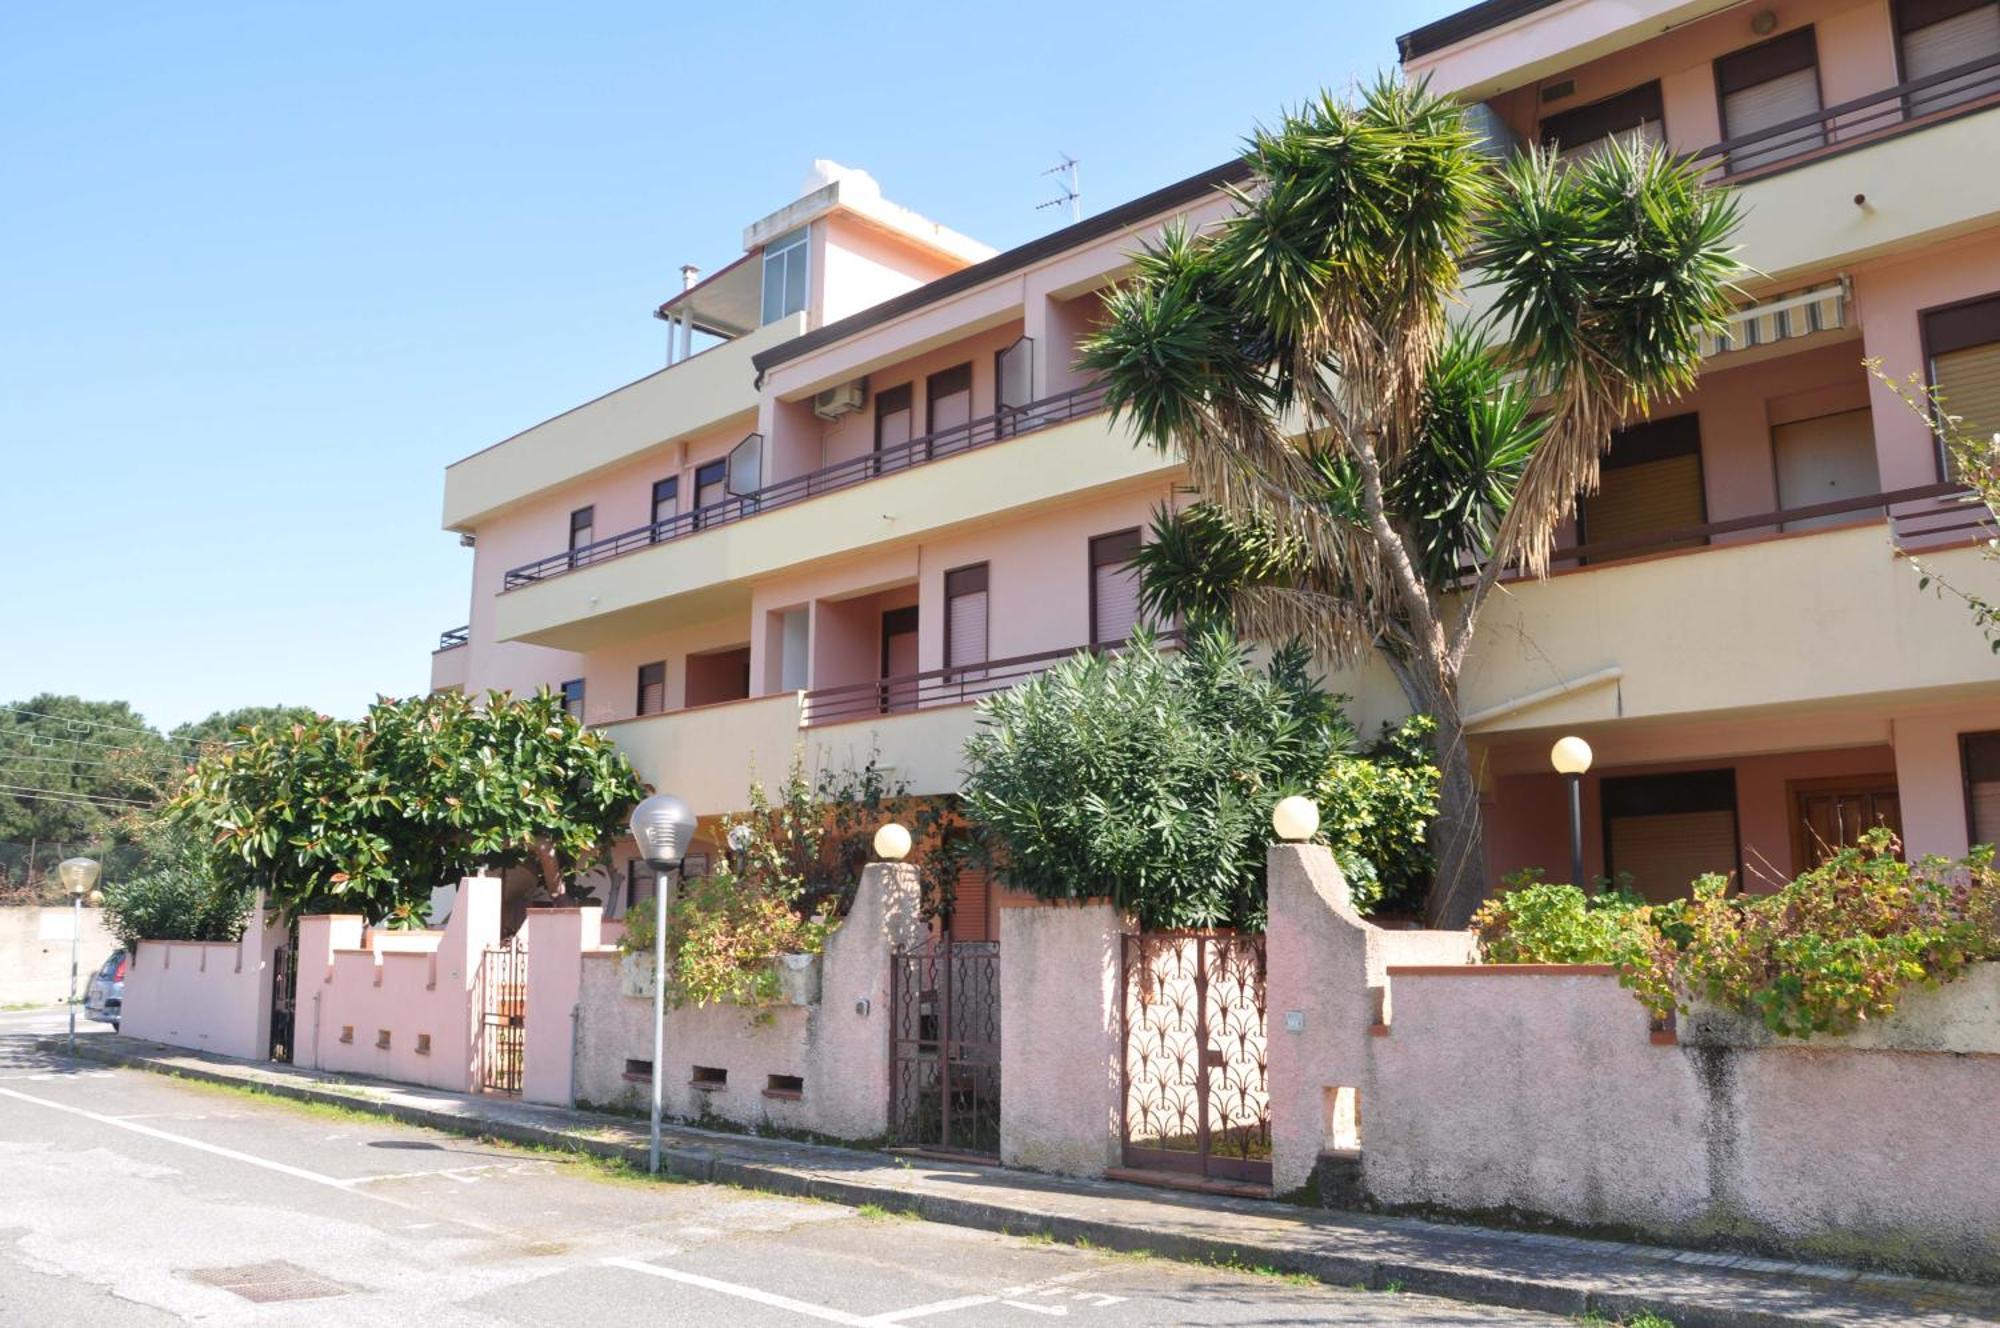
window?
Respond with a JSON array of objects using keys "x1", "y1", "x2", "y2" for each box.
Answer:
[
  {"x1": 1090, "y1": 529, "x2": 1143, "y2": 646},
  {"x1": 945, "y1": 563, "x2": 990, "y2": 679},
  {"x1": 569, "y1": 505, "x2": 595, "y2": 557},
  {"x1": 651, "y1": 477, "x2": 678, "y2": 534},
  {"x1": 1964, "y1": 731, "x2": 2000, "y2": 845},
  {"x1": 1897, "y1": 0, "x2": 2000, "y2": 116},
  {"x1": 1539, "y1": 81, "x2": 1664, "y2": 162},
  {"x1": 927, "y1": 363, "x2": 974, "y2": 455},
  {"x1": 560, "y1": 678, "x2": 585, "y2": 720},
  {"x1": 1716, "y1": 28, "x2": 1824, "y2": 172},
  {"x1": 1578, "y1": 413, "x2": 1707, "y2": 561},
  {"x1": 875, "y1": 383, "x2": 914, "y2": 473},
  {"x1": 693, "y1": 459, "x2": 729, "y2": 527},
  {"x1": 637, "y1": 661, "x2": 666, "y2": 716},
  {"x1": 760, "y1": 226, "x2": 810, "y2": 325},
  {"x1": 995, "y1": 336, "x2": 1034, "y2": 435},
  {"x1": 1924, "y1": 293, "x2": 2000, "y2": 475},
  {"x1": 1602, "y1": 770, "x2": 1740, "y2": 903},
  {"x1": 623, "y1": 859, "x2": 659, "y2": 916}
]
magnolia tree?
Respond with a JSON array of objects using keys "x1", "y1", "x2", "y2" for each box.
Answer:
[
  {"x1": 1079, "y1": 79, "x2": 1743, "y2": 926},
  {"x1": 170, "y1": 689, "x2": 644, "y2": 926}
]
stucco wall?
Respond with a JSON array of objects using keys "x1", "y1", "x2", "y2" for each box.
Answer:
[
  {"x1": 119, "y1": 895, "x2": 282, "y2": 1060},
  {"x1": 0, "y1": 906, "x2": 117, "y2": 1006},
  {"x1": 997, "y1": 901, "x2": 1124, "y2": 1177},
  {"x1": 295, "y1": 876, "x2": 500, "y2": 1092},
  {"x1": 569, "y1": 862, "x2": 924, "y2": 1140}
]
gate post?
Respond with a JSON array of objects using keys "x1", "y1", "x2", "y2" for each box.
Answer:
[
  {"x1": 521, "y1": 906, "x2": 601, "y2": 1106},
  {"x1": 817, "y1": 860, "x2": 925, "y2": 1139},
  {"x1": 999, "y1": 900, "x2": 1123, "y2": 1177},
  {"x1": 1264, "y1": 842, "x2": 1375, "y2": 1196}
]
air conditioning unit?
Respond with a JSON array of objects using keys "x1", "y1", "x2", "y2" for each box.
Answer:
[{"x1": 813, "y1": 380, "x2": 867, "y2": 420}]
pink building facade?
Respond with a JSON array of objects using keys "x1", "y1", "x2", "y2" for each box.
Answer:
[{"x1": 431, "y1": 1, "x2": 2000, "y2": 919}]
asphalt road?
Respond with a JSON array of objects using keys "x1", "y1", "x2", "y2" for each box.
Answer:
[{"x1": 0, "y1": 1013, "x2": 1567, "y2": 1326}]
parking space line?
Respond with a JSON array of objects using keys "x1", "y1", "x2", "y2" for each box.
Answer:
[
  {"x1": 603, "y1": 1257, "x2": 878, "y2": 1324},
  {"x1": 603, "y1": 1257, "x2": 1114, "y2": 1326}
]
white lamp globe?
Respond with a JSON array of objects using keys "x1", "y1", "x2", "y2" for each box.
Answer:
[
  {"x1": 1550, "y1": 736, "x2": 1594, "y2": 777},
  {"x1": 873, "y1": 822, "x2": 913, "y2": 861},
  {"x1": 629, "y1": 793, "x2": 697, "y2": 870},
  {"x1": 1271, "y1": 796, "x2": 1320, "y2": 843},
  {"x1": 57, "y1": 857, "x2": 100, "y2": 897}
]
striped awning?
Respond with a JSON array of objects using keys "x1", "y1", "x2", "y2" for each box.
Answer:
[{"x1": 1700, "y1": 280, "x2": 1849, "y2": 357}]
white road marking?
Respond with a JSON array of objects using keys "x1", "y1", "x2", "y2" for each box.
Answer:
[
  {"x1": 605, "y1": 1258, "x2": 1115, "y2": 1326},
  {"x1": 603, "y1": 1257, "x2": 878, "y2": 1325}
]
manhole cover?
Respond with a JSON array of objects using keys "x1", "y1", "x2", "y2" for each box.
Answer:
[{"x1": 187, "y1": 1260, "x2": 348, "y2": 1303}]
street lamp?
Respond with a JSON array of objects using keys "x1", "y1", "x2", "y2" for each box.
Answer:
[
  {"x1": 629, "y1": 793, "x2": 696, "y2": 1175},
  {"x1": 1550, "y1": 736, "x2": 1593, "y2": 891},
  {"x1": 872, "y1": 822, "x2": 912, "y2": 861},
  {"x1": 1271, "y1": 796, "x2": 1320, "y2": 843},
  {"x1": 58, "y1": 857, "x2": 100, "y2": 1057}
]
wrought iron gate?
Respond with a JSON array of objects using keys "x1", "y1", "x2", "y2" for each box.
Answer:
[
  {"x1": 889, "y1": 936, "x2": 1000, "y2": 1157},
  {"x1": 268, "y1": 943, "x2": 297, "y2": 1064},
  {"x1": 1121, "y1": 932, "x2": 1271, "y2": 1185},
  {"x1": 480, "y1": 935, "x2": 528, "y2": 1095}
]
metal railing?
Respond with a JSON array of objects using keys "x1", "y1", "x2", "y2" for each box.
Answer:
[
  {"x1": 437, "y1": 625, "x2": 470, "y2": 651},
  {"x1": 503, "y1": 379, "x2": 1113, "y2": 589},
  {"x1": 800, "y1": 629, "x2": 1177, "y2": 728},
  {"x1": 1547, "y1": 482, "x2": 1976, "y2": 568},
  {"x1": 1690, "y1": 51, "x2": 2000, "y2": 178}
]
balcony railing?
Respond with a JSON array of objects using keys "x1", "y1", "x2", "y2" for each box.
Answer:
[
  {"x1": 800, "y1": 629, "x2": 1178, "y2": 727},
  {"x1": 437, "y1": 625, "x2": 470, "y2": 651},
  {"x1": 1690, "y1": 51, "x2": 2000, "y2": 179},
  {"x1": 503, "y1": 379, "x2": 1113, "y2": 590}
]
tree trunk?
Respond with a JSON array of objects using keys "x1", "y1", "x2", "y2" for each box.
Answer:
[
  {"x1": 533, "y1": 841, "x2": 565, "y2": 900},
  {"x1": 1396, "y1": 666, "x2": 1489, "y2": 930}
]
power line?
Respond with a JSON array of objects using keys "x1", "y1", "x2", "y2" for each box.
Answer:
[
  {"x1": 2, "y1": 729, "x2": 196, "y2": 763},
  {"x1": 0, "y1": 703, "x2": 166, "y2": 742},
  {"x1": 0, "y1": 781, "x2": 153, "y2": 809}
]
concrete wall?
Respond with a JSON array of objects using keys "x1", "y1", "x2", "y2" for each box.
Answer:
[
  {"x1": 997, "y1": 901, "x2": 1125, "y2": 1177},
  {"x1": 0, "y1": 906, "x2": 118, "y2": 1006},
  {"x1": 119, "y1": 894, "x2": 282, "y2": 1060},
  {"x1": 295, "y1": 876, "x2": 501, "y2": 1092},
  {"x1": 570, "y1": 862, "x2": 924, "y2": 1140}
]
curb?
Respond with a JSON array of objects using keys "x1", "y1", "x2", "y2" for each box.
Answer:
[{"x1": 50, "y1": 1039, "x2": 1998, "y2": 1328}]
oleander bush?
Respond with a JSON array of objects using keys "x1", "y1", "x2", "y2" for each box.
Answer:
[{"x1": 1473, "y1": 831, "x2": 2000, "y2": 1037}]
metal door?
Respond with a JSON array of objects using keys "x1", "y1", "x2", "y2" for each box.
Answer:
[
  {"x1": 480, "y1": 935, "x2": 528, "y2": 1094},
  {"x1": 889, "y1": 936, "x2": 1000, "y2": 1158}
]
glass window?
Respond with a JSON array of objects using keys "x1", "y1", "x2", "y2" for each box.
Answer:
[
  {"x1": 1898, "y1": 0, "x2": 2000, "y2": 116},
  {"x1": 1603, "y1": 770, "x2": 1740, "y2": 903},
  {"x1": 761, "y1": 226, "x2": 810, "y2": 325},
  {"x1": 945, "y1": 563, "x2": 990, "y2": 673},
  {"x1": 637, "y1": 661, "x2": 666, "y2": 716},
  {"x1": 569, "y1": 506, "x2": 595, "y2": 552},
  {"x1": 1539, "y1": 81, "x2": 1665, "y2": 163},
  {"x1": 1090, "y1": 529, "x2": 1144, "y2": 646},
  {"x1": 927, "y1": 363, "x2": 974, "y2": 453},
  {"x1": 651, "y1": 477, "x2": 678, "y2": 531},
  {"x1": 560, "y1": 679, "x2": 585, "y2": 720},
  {"x1": 1964, "y1": 731, "x2": 2000, "y2": 845},
  {"x1": 1716, "y1": 28, "x2": 1825, "y2": 172}
]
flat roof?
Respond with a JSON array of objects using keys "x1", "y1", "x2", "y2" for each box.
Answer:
[
  {"x1": 1398, "y1": 0, "x2": 1570, "y2": 61},
  {"x1": 751, "y1": 156, "x2": 1253, "y2": 377}
]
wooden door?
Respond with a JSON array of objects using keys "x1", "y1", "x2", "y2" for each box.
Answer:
[{"x1": 1789, "y1": 776, "x2": 1902, "y2": 871}]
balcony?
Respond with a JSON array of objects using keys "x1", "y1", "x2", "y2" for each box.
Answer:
[
  {"x1": 503, "y1": 380, "x2": 1110, "y2": 589},
  {"x1": 492, "y1": 384, "x2": 1170, "y2": 651},
  {"x1": 442, "y1": 312, "x2": 805, "y2": 532},
  {"x1": 437, "y1": 625, "x2": 470, "y2": 651}
]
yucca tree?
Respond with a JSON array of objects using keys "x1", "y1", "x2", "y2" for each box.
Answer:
[{"x1": 1078, "y1": 79, "x2": 1742, "y2": 927}]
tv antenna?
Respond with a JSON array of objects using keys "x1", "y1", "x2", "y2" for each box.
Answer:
[{"x1": 1037, "y1": 154, "x2": 1080, "y2": 224}]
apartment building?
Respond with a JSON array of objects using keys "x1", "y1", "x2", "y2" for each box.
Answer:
[{"x1": 431, "y1": 0, "x2": 2000, "y2": 922}]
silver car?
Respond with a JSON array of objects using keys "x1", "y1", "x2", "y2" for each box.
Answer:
[{"x1": 84, "y1": 950, "x2": 126, "y2": 1030}]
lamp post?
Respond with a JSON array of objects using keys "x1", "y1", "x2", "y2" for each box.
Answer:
[
  {"x1": 57, "y1": 857, "x2": 100, "y2": 1057},
  {"x1": 1550, "y1": 737, "x2": 1594, "y2": 891},
  {"x1": 629, "y1": 793, "x2": 696, "y2": 1176},
  {"x1": 1271, "y1": 795, "x2": 1320, "y2": 843}
]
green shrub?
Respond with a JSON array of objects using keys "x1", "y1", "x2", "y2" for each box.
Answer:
[
  {"x1": 961, "y1": 629, "x2": 1372, "y2": 931},
  {"x1": 1477, "y1": 832, "x2": 2000, "y2": 1037},
  {"x1": 1473, "y1": 871, "x2": 1647, "y2": 965},
  {"x1": 101, "y1": 858, "x2": 249, "y2": 953},
  {"x1": 1316, "y1": 716, "x2": 1440, "y2": 914}
]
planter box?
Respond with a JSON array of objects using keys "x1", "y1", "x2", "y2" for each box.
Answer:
[{"x1": 1681, "y1": 962, "x2": 2000, "y2": 1055}]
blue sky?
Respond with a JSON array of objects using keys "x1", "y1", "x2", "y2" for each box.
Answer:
[{"x1": 0, "y1": 2, "x2": 1461, "y2": 731}]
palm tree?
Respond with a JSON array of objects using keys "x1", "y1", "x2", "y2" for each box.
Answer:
[{"x1": 1078, "y1": 79, "x2": 1743, "y2": 927}]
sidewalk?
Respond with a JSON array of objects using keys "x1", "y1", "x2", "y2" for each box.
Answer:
[{"x1": 49, "y1": 1032, "x2": 2000, "y2": 1328}]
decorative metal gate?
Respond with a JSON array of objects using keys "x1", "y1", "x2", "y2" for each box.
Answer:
[
  {"x1": 889, "y1": 936, "x2": 1000, "y2": 1157},
  {"x1": 480, "y1": 935, "x2": 528, "y2": 1095},
  {"x1": 268, "y1": 943, "x2": 297, "y2": 1064},
  {"x1": 1121, "y1": 933, "x2": 1271, "y2": 1185}
]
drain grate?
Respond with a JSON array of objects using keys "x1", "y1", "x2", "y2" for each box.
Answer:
[{"x1": 188, "y1": 1260, "x2": 349, "y2": 1304}]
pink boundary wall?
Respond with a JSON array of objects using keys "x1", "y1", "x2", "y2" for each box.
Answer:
[
  {"x1": 567, "y1": 862, "x2": 925, "y2": 1137},
  {"x1": 294, "y1": 876, "x2": 501, "y2": 1092},
  {"x1": 1265, "y1": 843, "x2": 2000, "y2": 1282},
  {"x1": 120, "y1": 891, "x2": 283, "y2": 1060}
]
